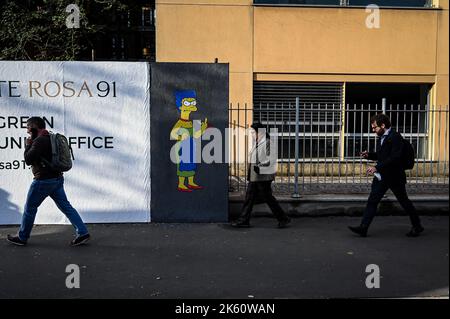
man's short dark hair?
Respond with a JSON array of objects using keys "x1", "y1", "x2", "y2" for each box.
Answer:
[
  {"x1": 251, "y1": 122, "x2": 271, "y2": 139},
  {"x1": 250, "y1": 122, "x2": 265, "y2": 131},
  {"x1": 370, "y1": 113, "x2": 391, "y2": 129},
  {"x1": 26, "y1": 117, "x2": 46, "y2": 129}
]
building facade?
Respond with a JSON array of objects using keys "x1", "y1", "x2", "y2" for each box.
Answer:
[
  {"x1": 156, "y1": 0, "x2": 448, "y2": 167},
  {"x1": 156, "y1": 0, "x2": 448, "y2": 106}
]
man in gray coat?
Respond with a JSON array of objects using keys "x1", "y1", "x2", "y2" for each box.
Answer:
[{"x1": 231, "y1": 122, "x2": 291, "y2": 228}]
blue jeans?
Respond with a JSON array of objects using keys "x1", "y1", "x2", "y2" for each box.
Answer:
[{"x1": 19, "y1": 177, "x2": 88, "y2": 241}]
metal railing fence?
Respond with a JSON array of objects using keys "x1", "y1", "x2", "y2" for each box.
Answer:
[{"x1": 228, "y1": 103, "x2": 449, "y2": 195}]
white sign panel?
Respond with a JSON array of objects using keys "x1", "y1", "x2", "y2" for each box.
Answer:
[{"x1": 0, "y1": 61, "x2": 150, "y2": 224}]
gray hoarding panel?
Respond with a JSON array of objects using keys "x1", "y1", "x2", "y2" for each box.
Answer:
[{"x1": 150, "y1": 63, "x2": 229, "y2": 222}]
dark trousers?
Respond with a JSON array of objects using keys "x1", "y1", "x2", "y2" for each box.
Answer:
[
  {"x1": 362, "y1": 177, "x2": 422, "y2": 228},
  {"x1": 238, "y1": 181, "x2": 287, "y2": 222}
]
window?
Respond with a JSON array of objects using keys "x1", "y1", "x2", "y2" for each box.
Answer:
[
  {"x1": 253, "y1": 81, "x2": 344, "y2": 160},
  {"x1": 345, "y1": 83, "x2": 432, "y2": 159},
  {"x1": 347, "y1": 0, "x2": 429, "y2": 6},
  {"x1": 84, "y1": 1, "x2": 156, "y2": 62},
  {"x1": 254, "y1": 0, "x2": 341, "y2": 5},
  {"x1": 141, "y1": 6, "x2": 155, "y2": 26},
  {"x1": 253, "y1": 0, "x2": 431, "y2": 7},
  {"x1": 252, "y1": 81, "x2": 433, "y2": 160}
]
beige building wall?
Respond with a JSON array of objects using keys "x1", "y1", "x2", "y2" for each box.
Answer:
[
  {"x1": 431, "y1": 1, "x2": 449, "y2": 160},
  {"x1": 157, "y1": 0, "x2": 448, "y2": 104},
  {"x1": 156, "y1": 0, "x2": 449, "y2": 163},
  {"x1": 156, "y1": 0, "x2": 254, "y2": 105},
  {"x1": 434, "y1": 0, "x2": 449, "y2": 106},
  {"x1": 156, "y1": 0, "x2": 254, "y2": 168},
  {"x1": 254, "y1": 7, "x2": 437, "y2": 75}
]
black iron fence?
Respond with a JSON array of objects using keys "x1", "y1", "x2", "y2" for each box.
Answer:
[{"x1": 228, "y1": 102, "x2": 449, "y2": 195}]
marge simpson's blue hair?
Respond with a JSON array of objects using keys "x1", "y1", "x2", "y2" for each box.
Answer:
[{"x1": 175, "y1": 90, "x2": 196, "y2": 112}]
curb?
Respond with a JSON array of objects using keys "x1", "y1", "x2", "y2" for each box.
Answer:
[{"x1": 229, "y1": 193, "x2": 449, "y2": 217}]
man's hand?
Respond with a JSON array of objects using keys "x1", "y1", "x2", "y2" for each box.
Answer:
[
  {"x1": 253, "y1": 166, "x2": 260, "y2": 174},
  {"x1": 360, "y1": 150, "x2": 369, "y2": 159},
  {"x1": 366, "y1": 166, "x2": 377, "y2": 175}
]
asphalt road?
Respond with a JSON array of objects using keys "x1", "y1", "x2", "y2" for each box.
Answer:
[{"x1": 0, "y1": 216, "x2": 448, "y2": 299}]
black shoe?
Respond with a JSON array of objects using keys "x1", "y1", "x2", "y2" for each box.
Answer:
[
  {"x1": 278, "y1": 217, "x2": 291, "y2": 229},
  {"x1": 7, "y1": 234, "x2": 27, "y2": 246},
  {"x1": 230, "y1": 220, "x2": 251, "y2": 228},
  {"x1": 406, "y1": 226, "x2": 425, "y2": 237},
  {"x1": 70, "y1": 233, "x2": 91, "y2": 246},
  {"x1": 348, "y1": 225, "x2": 368, "y2": 237}
]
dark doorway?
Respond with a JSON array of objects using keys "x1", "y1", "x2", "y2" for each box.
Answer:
[{"x1": 345, "y1": 82, "x2": 432, "y2": 107}]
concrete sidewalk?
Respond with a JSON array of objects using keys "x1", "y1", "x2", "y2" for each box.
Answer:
[{"x1": 0, "y1": 216, "x2": 448, "y2": 299}]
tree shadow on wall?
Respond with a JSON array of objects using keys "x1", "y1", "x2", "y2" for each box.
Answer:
[{"x1": 0, "y1": 188, "x2": 22, "y2": 225}]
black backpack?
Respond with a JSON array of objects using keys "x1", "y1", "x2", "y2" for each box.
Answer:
[
  {"x1": 401, "y1": 138, "x2": 415, "y2": 170},
  {"x1": 41, "y1": 132, "x2": 74, "y2": 173}
]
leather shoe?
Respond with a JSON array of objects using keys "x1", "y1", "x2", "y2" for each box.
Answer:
[
  {"x1": 7, "y1": 234, "x2": 27, "y2": 246},
  {"x1": 230, "y1": 220, "x2": 250, "y2": 228},
  {"x1": 348, "y1": 225, "x2": 368, "y2": 237},
  {"x1": 406, "y1": 226, "x2": 425, "y2": 237}
]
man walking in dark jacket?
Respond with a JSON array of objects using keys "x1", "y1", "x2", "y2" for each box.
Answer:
[
  {"x1": 349, "y1": 114, "x2": 424, "y2": 238},
  {"x1": 231, "y1": 122, "x2": 291, "y2": 228},
  {"x1": 7, "y1": 117, "x2": 90, "y2": 246}
]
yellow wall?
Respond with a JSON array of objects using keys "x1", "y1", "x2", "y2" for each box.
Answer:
[
  {"x1": 430, "y1": 1, "x2": 449, "y2": 160},
  {"x1": 156, "y1": 0, "x2": 449, "y2": 165},
  {"x1": 434, "y1": 1, "x2": 449, "y2": 106},
  {"x1": 254, "y1": 7, "x2": 437, "y2": 75},
  {"x1": 156, "y1": 0, "x2": 449, "y2": 106},
  {"x1": 156, "y1": 0, "x2": 254, "y2": 105}
]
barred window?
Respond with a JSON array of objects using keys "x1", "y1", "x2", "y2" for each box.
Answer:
[{"x1": 252, "y1": 81, "x2": 432, "y2": 160}]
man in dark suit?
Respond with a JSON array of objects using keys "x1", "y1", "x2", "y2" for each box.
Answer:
[{"x1": 349, "y1": 114, "x2": 424, "y2": 237}]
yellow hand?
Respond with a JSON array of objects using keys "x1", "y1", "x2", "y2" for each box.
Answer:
[
  {"x1": 179, "y1": 132, "x2": 190, "y2": 141},
  {"x1": 201, "y1": 118, "x2": 208, "y2": 133}
]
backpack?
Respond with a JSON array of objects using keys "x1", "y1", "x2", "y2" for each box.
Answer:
[
  {"x1": 401, "y1": 138, "x2": 415, "y2": 170},
  {"x1": 42, "y1": 132, "x2": 74, "y2": 173}
]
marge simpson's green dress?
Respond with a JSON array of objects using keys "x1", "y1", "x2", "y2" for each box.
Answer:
[{"x1": 172, "y1": 119, "x2": 197, "y2": 177}]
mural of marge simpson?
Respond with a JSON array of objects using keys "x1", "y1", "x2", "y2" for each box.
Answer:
[{"x1": 170, "y1": 90, "x2": 208, "y2": 192}]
